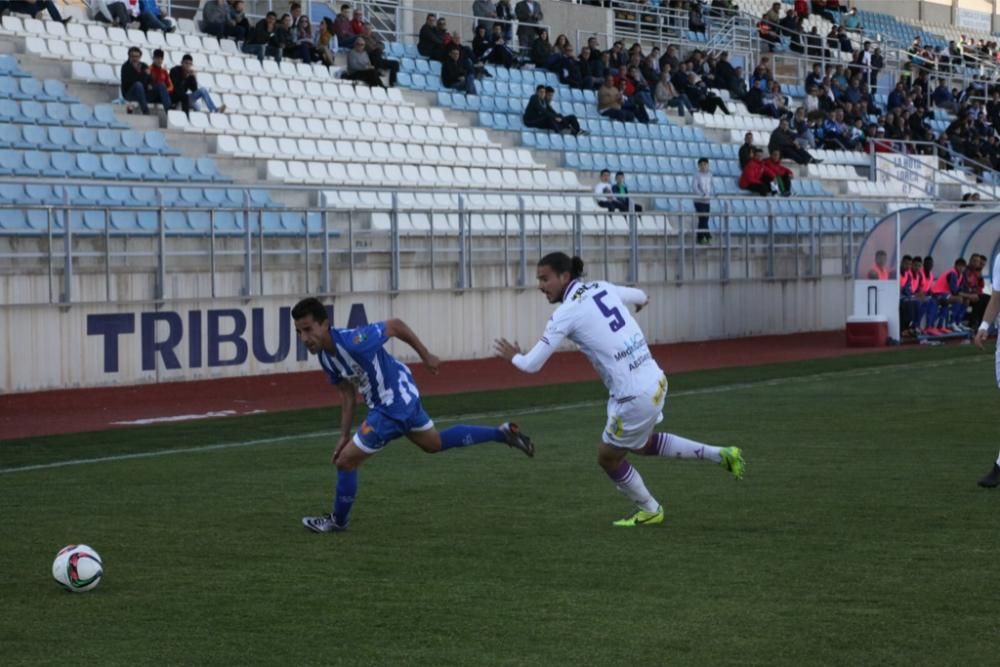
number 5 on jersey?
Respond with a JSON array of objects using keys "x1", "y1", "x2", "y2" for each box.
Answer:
[{"x1": 594, "y1": 290, "x2": 625, "y2": 332}]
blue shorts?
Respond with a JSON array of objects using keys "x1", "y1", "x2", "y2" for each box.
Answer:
[{"x1": 352, "y1": 400, "x2": 434, "y2": 454}]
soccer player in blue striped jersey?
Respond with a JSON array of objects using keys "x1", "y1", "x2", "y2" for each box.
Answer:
[{"x1": 292, "y1": 297, "x2": 535, "y2": 533}]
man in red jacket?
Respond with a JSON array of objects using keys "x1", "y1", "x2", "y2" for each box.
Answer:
[
  {"x1": 738, "y1": 148, "x2": 772, "y2": 196},
  {"x1": 762, "y1": 148, "x2": 793, "y2": 195}
]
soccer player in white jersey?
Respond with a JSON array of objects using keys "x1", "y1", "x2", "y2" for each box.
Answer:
[
  {"x1": 292, "y1": 298, "x2": 535, "y2": 533},
  {"x1": 975, "y1": 252, "x2": 1000, "y2": 487},
  {"x1": 494, "y1": 253, "x2": 745, "y2": 526}
]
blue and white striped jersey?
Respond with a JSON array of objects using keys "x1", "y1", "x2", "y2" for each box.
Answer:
[{"x1": 317, "y1": 322, "x2": 420, "y2": 414}]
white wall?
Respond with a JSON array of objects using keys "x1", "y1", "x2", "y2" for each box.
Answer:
[{"x1": 0, "y1": 276, "x2": 853, "y2": 393}]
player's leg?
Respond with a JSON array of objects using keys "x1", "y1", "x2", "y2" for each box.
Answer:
[
  {"x1": 639, "y1": 432, "x2": 745, "y2": 480},
  {"x1": 977, "y1": 450, "x2": 1000, "y2": 488},
  {"x1": 598, "y1": 441, "x2": 663, "y2": 527},
  {"x1": 404, "y1": 403, "x2": 534, "y2": 456},
  {"x1": 302, "y1": 413, "x2": 388, "y2": 533},
  {"x1": 978, "y1": 344, "x2": 1000, "y2": 488}
]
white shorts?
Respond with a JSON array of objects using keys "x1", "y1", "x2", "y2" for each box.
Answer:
[{"x1": 602, "y1": 375, "x2": 668, "y2": 450}]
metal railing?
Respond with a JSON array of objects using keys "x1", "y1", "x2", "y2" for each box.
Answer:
[{"x1": 0, "y1": 178, "x2": 967, "y2": 308}]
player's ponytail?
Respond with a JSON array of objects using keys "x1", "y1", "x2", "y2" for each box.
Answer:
[{"x1": 538, "y1": 252, "x2": 586, "y2": 279}]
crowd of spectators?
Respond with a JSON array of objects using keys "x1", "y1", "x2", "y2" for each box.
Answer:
[
  {"x1": 195, "y1": 2, "x2": 398, "y2": 85},
  {"x1": 88, "y1": 0, "x2": 174, "y2": 32},
  {"x1": 120, "y1": 46, "x2": 224, "y2": 116}
]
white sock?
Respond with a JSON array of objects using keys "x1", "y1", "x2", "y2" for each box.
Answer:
[
  {"x1": 995, "y1": 450, "x2": 1000, "y2": 466},
  {"x1": 643, "y1": 432, "x2": 723, "y2": 463},
  {"x1": 606, "y1": 461, "x2": 660, "y2": 512}
]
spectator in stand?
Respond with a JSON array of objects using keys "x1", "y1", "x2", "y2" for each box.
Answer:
[
  {"x1": 170, "y1": 53, "x2": 224, "y2": 114},
  {"x1": 738, "y1": 131, "x2": 755, "y2": 169},
  {"x1": 496, "y1": 0, "x2": 514, "y2": 43},
  {"x1": 202, "y1": 0, "x2": 242, "y2": 41},
  {"x1": 713, "y1": 51, "x2": 738, "y2": 94},
  {"x1": 349, "y1": 8, "x2": 365, "y2": 35},
  {"x1": 597, "y1": 73, "x2": 649, "y2": 124},
  {"x1": 244, "y1": 11, "x2": 283, "y2": 63},
  {"x1": 931, "y1": 80, "x2": 957, "y2": 113},
  {"x1": 138, "y1": 0, "x2": 173, "y2": 32},
  {"x1": 594, "y1": 169, "x2": 626, "y2": 212},
  {"x1": 3, "y1": 0, "x2": 71, "y2": 23},
  {"x1": 763, "y1": 149, "x2": 793, "y2": 195},
  {"x1": 689, "y1": 3, "x2": 706, "y2": 33},
  {"x1": 612, "y1": 172, "x2": 642, "y2": 212},
  {"x1": 739, "y1": 148, "x2": 772, "y2": 196},
  {"x1": 315, "y1": 19, "x2": 337, "y2": 67},
  {"x1": 515, "y1": 0, "x2": 544, "y2": 50},
  {"x1": 332, "y1": 4, "x2": 357, "y2": 49},
  {"x1": 779, "y1": 9, "x2": 803, "y2": 54},
  {"x1": 812, "y1": 0, "x2": 834, "y2": 22},
  {"x1": 148, "y1": 48, "x2": 173, "y2": 107},
  {"x1": 684, "y1": 71, "x2": 729, "y2": 114},
  {"x1": 654, "y1": 66, "x2": 694, "y2": 117},
  {"x1": 769, "y1": 117, "x2": 817, "y2": 165},
  {"x1": 442, "y1": 44, "x2": 476, "y2": 95},
  {"x1": 559, "y1": 45, "x2": 584, "y2": 88},
  {"x1": 794, "y1": 0, "x2": 809, "y2": 19},
  {"x1": 693, "y1": 157, "x2": 713, "y2": 245},
  {"x1": 805, "y1": 63, "x2": 823, "y2": 91},
  {"x1": 842, "y1": 7, "x2": 862, "y2": 32},
  {"x1": 792, "y1": 107, "x2": 817, "y2": 149},
  {"x1": 91, "y1": 0, "x2": 129, "y2": 28},
  {"x1": 363, "y1": 23, "x2": 398, "y2": 85},
  {"x1": 472, "y1": 0, "x2": 496, "y2": 32},
  {"x1": 120, "y1": 46, "x2": 170, "y2": 116},
  {"x1": 580, "y1": 47, "x2": 603, "y2": 90},
  {"x1": 417, "y1": 14, "x2": 445, "y2": 60},
  {"x1": 290, "y1": 16, "x2": 318, "y2": 63},
  {"x1": 523, "y1": 84, "x2": 582, "y2": 135},
  {"x1": 530, "y1": 29, "x2": 552, "y2": 68},
  {"x1": 626, "y1": 66, "x2": 656, "y2": 113},
  {"x1": 346, "y1": 36, "x2": 386, "y2": 88}
]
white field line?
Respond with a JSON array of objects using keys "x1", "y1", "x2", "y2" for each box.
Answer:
[{"x1": 0, "y1": 354, "x2": 984, "y2": 475}]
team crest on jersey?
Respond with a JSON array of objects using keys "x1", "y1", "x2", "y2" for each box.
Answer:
[
  {"x1": 360, "y1": 421, "x2": 374, "y2": 435},
  {"x1": 352, "y1": 331, "x2": 368, "y2": 345}
]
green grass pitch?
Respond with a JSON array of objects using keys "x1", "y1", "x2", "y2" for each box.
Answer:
[{"x1": 2, "y1": 346, "x2": 998, "y2": 666}]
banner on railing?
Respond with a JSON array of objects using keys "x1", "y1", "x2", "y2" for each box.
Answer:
[{"x1": 876, "y1": 154, "x2": 938, "y2": 199}]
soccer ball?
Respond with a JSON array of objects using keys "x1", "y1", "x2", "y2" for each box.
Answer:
[{"x1": 52, "y1": 545, "x2": 103, "y2": 593}]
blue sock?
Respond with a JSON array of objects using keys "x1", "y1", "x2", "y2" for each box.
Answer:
[
  {"x1": 333, "y1": 469, "x2": 358, "y2": 527},
  {"x1": 440, "y1": 425, "x2": 504, "y2": 450}
]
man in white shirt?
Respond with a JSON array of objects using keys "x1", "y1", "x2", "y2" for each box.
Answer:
[
  {"x1": 494, "y1": 252, "x2": 745, "y2": 526},
  {"x1": 975, "y1": 252, "x2": 1000, "y2": 487},
  {"x1": 594, "y1": 169, "x2": 626, "y2": 212}
]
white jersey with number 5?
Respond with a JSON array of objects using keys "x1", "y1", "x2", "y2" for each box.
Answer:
[{"x1": 513, "y1": 280, "x2": 663, "y2": 398}]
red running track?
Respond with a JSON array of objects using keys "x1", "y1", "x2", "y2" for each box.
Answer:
[{"x1": 0, "y1": 330, "x2": 892, "y2": 439}]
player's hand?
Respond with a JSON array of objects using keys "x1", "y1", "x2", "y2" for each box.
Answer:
[
  {"x1": 332, "y1": 434, "x2": 351, "y2": 464},
  {"x1": 494, "y1": 337, "x2": 521, "y2": 362},
  {"x1": 421, "y1": 353, "x2": 441, "y2": 374},
  {"x1": 635, "y1": 298, "x2": 649, "y2": 313},
  {"x1": 975, "y1": 328, "x2": 989, "y2": 350}
]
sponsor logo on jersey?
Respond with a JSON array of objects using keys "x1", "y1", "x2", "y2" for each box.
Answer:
[
  {"x1": 360, "y1": 421, "x2": 374, "y2": 435},
  {"x1": 614, "y1": 333, "x2": 648, "y2": 362},
  {"x1": 570, "y1": 282, "x2": 599, "y2": 301}
]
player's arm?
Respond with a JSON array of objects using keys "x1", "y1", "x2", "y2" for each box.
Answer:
[
  {"x1": 383, "y1": 318, "x2": 440, "y2": 374},
  {"x1": 614, "y1": 284, "x2": 650, "y2": 312},
  {"x1": 333, "y1": 380, "x2": 358, "y2": 462},
  {"x1": 495, "y1": 316, "x2": 569, "y2": 373},
  {"x1": 975, "y1": 293, "x2": 1000, "y2": 349}
]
